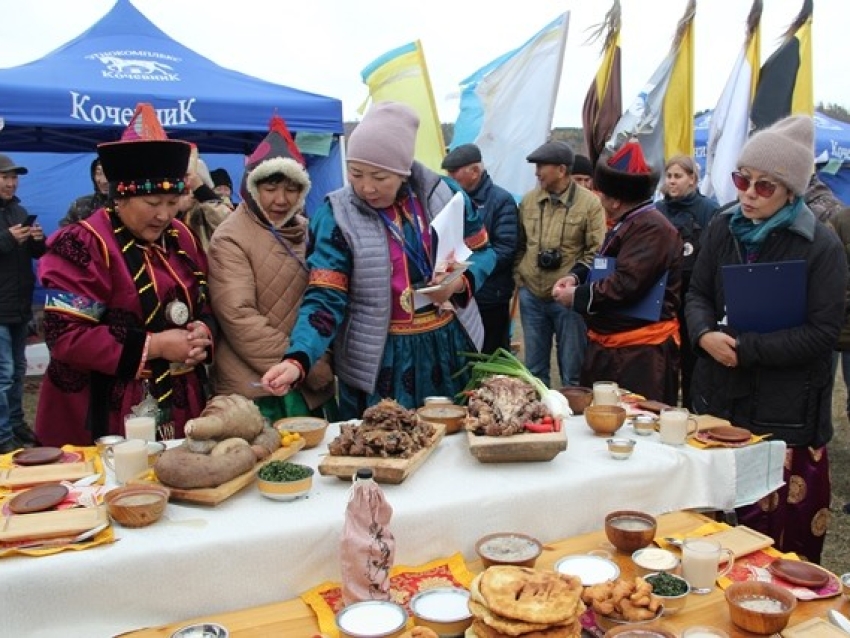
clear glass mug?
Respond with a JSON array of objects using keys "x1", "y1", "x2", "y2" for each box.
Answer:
[
  {"x1": 123, "y1": 414, "x2": 157, "y2": 442},
  {"x1": 592, "y1": 381, "x2": 620, "y2": 406},
  {"x1": 681, "y1": 538, "x2": 734, "y2": 594},
  {"x1": 102, "y1": 439, "x2": 148, "y2": 485},
  {"x1": 658, "y1": 407, "x2": 698, "y2": 445}
]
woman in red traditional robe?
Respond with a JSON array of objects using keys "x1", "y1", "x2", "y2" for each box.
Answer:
[{"x1": 34, "y1": 136, "x2": 216, "y2": 446}]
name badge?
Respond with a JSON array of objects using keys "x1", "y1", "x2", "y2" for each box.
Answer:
[{"x1": 593, "y1": 257, "x2": 609, "y2": 270}]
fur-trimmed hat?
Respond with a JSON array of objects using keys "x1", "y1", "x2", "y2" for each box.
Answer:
[
  {"x1": 240, "y1": 114, "x2": 311, "y2": 223},
  {"x1": 594, "y1": 139, "x2": 658, "y2": 203},
  {"x1": 347, "y1": 102, "x2": 419, "y2": 176},
  {"x1": 98, "y1": 103, "x2": 190, "y2": 198},
  {"x1": 737, "y1": 114, "x2": 814, "y2": 196}
]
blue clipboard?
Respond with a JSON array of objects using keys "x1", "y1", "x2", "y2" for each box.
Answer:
[
  {"x1": 722, "y1": 260, "x2": 807, "y2": 333},
  {"x1": 589, "y1": 256, "x2": 668, "y2": 322}
]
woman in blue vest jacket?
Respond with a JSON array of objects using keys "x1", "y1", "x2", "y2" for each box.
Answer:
[{"x1": 262, "y1": 102, "x2": 496, "y2": 419}]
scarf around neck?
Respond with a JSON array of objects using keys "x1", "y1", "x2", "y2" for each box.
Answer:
[{"x1": 728, "y1": 197, "x2": 803, "y2": 262}]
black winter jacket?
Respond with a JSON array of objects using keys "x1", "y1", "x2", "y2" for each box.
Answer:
[
  {"x1": 0, "y1": 196, "x2": 46, "y2": 323},
  {"x1": 466, "y1": 172, "x2": 519, "y2": 307},
  {"x1": 686, "y1": 203, "x2": 846, "y2": 447}
]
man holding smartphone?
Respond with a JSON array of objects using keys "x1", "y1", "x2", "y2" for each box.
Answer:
[{"x1": 0, "y1": 153, "x2": 45, "y2": 452}]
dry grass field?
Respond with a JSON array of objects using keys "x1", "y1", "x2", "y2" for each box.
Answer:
[{"x1": 20, "y1": 353, "x2": 850, "y2": 576}]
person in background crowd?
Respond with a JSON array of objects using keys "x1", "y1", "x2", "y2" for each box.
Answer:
[
  {"x1": 655, "y1": 155, "x2": 719, "y2": 409},
  {"x1": 178, "y1": 158, "x2": 230, "y2": 252},
  {"x1": 805, "y1": 171, "x2": 845, "y2": 223},
  {"x1": 262, "y1": 102, "x2": 496, "y2": 419},
  {"x1": 59, "y1": 158, "x2": 111, "y2": 227},
  {"x1": 570, "y1": 154, "x2": 596, "y2": 192},
  {"x1": 441, "y1": 143, "x2": 518, "y2": 354},
  {"x1": 211, "y1": 167, "x2": 236, "y2": 209},
  {"x1": 0, "y1": 154, "x2": 45, "y2": 453},
  {"x1": 553, "y1": 140, "x2": 683, "y2": 404},
  {"x1": 515, "y1": 141, "x2": 606, "y2": 387},
  {"x1": 208, "y1": 119, "x2": 337, "y2": 422},
  {"x1": 35, "y1": 136, "x2": 216, "y2": 446},
  {"x1": 687, "y1": 115, "x2": 846, "y2": 563}
]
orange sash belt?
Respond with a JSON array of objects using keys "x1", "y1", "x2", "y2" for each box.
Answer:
[{"x1": 588, "y1": 318, "x2": 680, "y2": 348}]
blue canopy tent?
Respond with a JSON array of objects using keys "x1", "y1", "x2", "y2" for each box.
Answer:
[
  {"x1": 695, "y1": 110, "x2": 850, "y2": 205},
  {"x1": 0, "y1": 0, "x2": 345, "y2": 234}
]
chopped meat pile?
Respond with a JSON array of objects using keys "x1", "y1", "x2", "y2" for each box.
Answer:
[
  {"x1": 328, "y1": 399, "x2": 436, "y2": 458},
  {"x1": 466, "y1": 375, "x2": 548, "y2": 436}
]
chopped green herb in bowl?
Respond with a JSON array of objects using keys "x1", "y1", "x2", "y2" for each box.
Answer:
[{"x1": 645, "y1": 572, "x2": 690, "y2": 615}]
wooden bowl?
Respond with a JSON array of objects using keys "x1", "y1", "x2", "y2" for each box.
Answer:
[
  {"x1": 105, "y1": 484, "x2": 169, "y2": 528},
  {"x1": 725, "y1": 581, "x2": 797, "y2": 635},
  {"x1": 274, "y1": 417, "x2": 328, "y2": 449},
  {"x1": 604, "y1": 624, "x2": 674, "y2": 638},
  {"x1": 605, "y1": 510, "x2": 657, "y2": 553},
  {"x1": 584, "y1": 405, "x2": 626, "y2": 436},
  {"x1": 475, "y1": 532, "x2": 543, "y2": 568},
  {"x1": 416, "y1": 404, "x2": 467, "y2": 435},
  {"x1": 559, "y1": 386, "x2": 593, "y2": 414}
]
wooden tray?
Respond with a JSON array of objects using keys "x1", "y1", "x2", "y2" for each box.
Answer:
[
  {"x1": 0, "y1": 505, "x2": 108, "y2": 542},
  {"x1": 129, "y1": 440, "x2": 305, "y2": 506},
  {"x1": 782, "y1": 617, "x2": 849, "y2": 638},
  {"x1": 318, "y1": 423, "x2": 446, "y2": 484},
  {"x1": 467, "y1": 429, "x2": 567, "y2": 463},
  {"x1": 703, "y1": 525, "x2": 774, "y2": 558},
  {"x1": 0, "y1": 460, "x2": 96, "y2": 488}
]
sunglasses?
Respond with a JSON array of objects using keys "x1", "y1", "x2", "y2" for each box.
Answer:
[{"x1": 731, "y1": 171, "x2": 779, "y2": 198}]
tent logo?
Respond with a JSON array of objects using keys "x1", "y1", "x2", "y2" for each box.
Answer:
[{"x1": 87, "y1": 51, "x2": 180, "y2": 81}]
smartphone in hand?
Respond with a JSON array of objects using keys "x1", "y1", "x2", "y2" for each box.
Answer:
[{"x1": 22, "y1": 214, "x2": 38, "y2": 227}]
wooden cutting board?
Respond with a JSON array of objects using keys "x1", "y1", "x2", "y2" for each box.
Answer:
[
  {"x1": 467, "y1": 429, "x2": 567, "y2": 463},
  {"x1": 703, "y1": 525, "x2": 774, "y2": 558},
  {"x1": 693, "y1": 414, "x2": 732, "y2": 431},
  {"x1": 129, "y1": 440, "x2": 305, "y2": 506},
  {"x1": 782, "y1": 618, "x2": 849, "y2": 638},
  {"x1": 0, "y1": 460, "x2": 96, "y2": 488},
  {"x1": 318, "y1": 423, "x2": 446, "y2": 484},
  {"x1": 0, "y1": 505, "x2": 108, "y2": 542}
]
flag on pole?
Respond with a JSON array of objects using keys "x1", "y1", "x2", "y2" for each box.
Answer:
[
  {"x1": 359, "y1": 40, "x2": 445, "y2": 172},
  {"x1": 750, "y1": 0, "x2": 813, "y2": 130},
  {"x1": 605, "y1": 0, "x2": 695, "y2": 176},
  {"x1": 701, "y1": 0, "x2": 762, "y2": 206},
  {"x1": 451, "y1": 13, "x2": 570, "y2": 197},
  {"x1": 582, "y1": 1, "x2": 622, "y2": 168}
]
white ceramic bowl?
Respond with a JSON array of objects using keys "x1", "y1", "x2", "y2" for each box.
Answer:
[
  {"x1": 410, "y1": 587, "x2": 472, "y2": 636},
  {"x1": 632, "y1": 547, "x2": 680, "y2": 576},
  {"x1": 554, "y1": 554, "x2": 620, "y2": 586},
  {"x1": 335, "y1": 600, "x2": 408, "y2": 638}
]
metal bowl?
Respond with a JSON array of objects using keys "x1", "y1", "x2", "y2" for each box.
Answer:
[{"x1": 170, "y1": 622, "x2": 229, "y2": 638}]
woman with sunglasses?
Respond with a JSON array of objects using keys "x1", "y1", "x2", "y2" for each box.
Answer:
[{"x1": 686, "y1": 115, "x2": 847, "y2": 563}]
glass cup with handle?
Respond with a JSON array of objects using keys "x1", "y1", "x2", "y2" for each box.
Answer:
[
  {"x1": 681, "y1": 538, "x2": 734, "y2": 594},
  {"x1": 593, "y1": 381, "x2": 620, "y2": 406},
  {"x1": 659, "y1": 407, "x2": 698, "y2": 445}
]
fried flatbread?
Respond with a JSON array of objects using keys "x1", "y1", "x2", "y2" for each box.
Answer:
[
  {"x1": 470, "y1": 618, "x2": 580, "y2": 638},
  {"x1": 478, "y1": 566, "x2": 583, "y2": 625},
  {"x1": 469, "y1": 599, "x2": 561, "y2": 636}
]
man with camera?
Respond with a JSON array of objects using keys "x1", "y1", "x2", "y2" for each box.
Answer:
[{"x1": 515, "y1": 141, "x2": 606, "y2": 387}]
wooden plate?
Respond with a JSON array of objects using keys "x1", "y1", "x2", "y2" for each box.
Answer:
[
  {"x1": 768, "y1": 558, "x2": 830, "y2": 588},
  {"x1": 706, "y1": 425, "x2": 752, "y2": 443},
  {"x1": 13, "y1": 447, "x2": 64, "y2": 466},
  {"x1": 636, "y1": 400, "x2": 670, "y2": 413},
  {"x1": 8, "y1": 483, "x2": 69, "y2": 514}
]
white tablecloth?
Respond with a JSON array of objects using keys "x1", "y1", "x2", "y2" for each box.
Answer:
[{"x1": 0, "y1": 417, "x2": 785, "y2": 638}]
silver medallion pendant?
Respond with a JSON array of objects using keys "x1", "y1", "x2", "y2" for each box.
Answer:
[{"x1": 164, "y1": 300, "x2": 190, "y2": 326}]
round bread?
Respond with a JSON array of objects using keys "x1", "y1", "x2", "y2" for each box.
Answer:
[
  {"x1": 471, "y1": 617, "x2": 580, "y2": 638},
  {"x1": 478, "y1": 566, "x2": 584, "y2": 625}
]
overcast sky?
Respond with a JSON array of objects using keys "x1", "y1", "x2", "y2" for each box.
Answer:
[{"x1": 0, "y1": 0, "x2": 846, "y2": 127}]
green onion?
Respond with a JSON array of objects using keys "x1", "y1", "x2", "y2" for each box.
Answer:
[
  {"x1": 455, "y1": 348, "x2": 549, "y2": 399},
  {"x1": 258, "y1": 461, "x2": 313, "y2": 482}
]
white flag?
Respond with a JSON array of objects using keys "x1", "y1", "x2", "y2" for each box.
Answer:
[{"x1": 451, "y1": 13, "x2": 569, "y2": 197}]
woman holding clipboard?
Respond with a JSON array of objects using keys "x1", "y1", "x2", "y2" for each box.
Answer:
[{"x1": 686, "y1": 115, "x2": 847, "y2": 563}]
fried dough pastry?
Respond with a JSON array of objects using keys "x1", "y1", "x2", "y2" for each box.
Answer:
[
  {"x1": 469, "y1": 599, "x2": 563, "y2": 636},
  {"x1": 580, "y1": 576, "x2": 661, "y2": 622},
  {"x1": 399, "y1": 628, "x2": 439, "y2": 638},
  {"x1": 471, "y1": 618, "x2": 580, "y2": 638},
  {"x1": 478, "y1": 566, "x2": 584, "y2": 625}
]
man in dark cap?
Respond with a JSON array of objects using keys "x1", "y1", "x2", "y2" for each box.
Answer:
[
  {"x1": 552, "y1": 140, "x2": 683, "y2": 404},
  {"x1": 210, "y1": 167, "x2": 236, "y2": 209},
  {"x1": 442, "y1": 144, "x2": 518, "y2": 354},
  {"x1": 515, "y1": 141, "x2": 606, "y2": 387},
  {"x1": 0, "y1": 153, "x2": 45, "y2": 452},
  {"x1": 59, "y1": 158, "x2": 111, "y2": 227},
  {"x1": 570, "y1": 154, "x2": 596, "y2": 191}
]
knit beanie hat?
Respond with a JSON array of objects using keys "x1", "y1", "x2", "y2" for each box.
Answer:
[
  {"x1": 737, "y1": 114, "x2": 814, "y2": 196},
  {"x1": 571, "y1": 154, "x2": 594, "y2": 177},
  {"x1": 594, "y1": 139, "x2": 659, "y2": 202},
  {"x1": 347, "y1": 102, "x2": 419, "y2": 176},
  {"x1": 210, "y1": 168, "x2": 233, "y2": 190}
]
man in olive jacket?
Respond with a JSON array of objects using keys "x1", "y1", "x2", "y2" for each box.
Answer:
[{"x1": 515, "y1": 141, "x2": 606, "y2": 387}]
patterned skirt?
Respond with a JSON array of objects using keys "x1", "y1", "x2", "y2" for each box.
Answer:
[{"x1": 735, "y1": 446, "x2": 831, "y2": 564}]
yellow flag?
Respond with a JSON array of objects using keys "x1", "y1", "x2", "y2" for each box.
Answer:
[
  {"x1": 662, "y1": 0, "x2": 696, "y2": 160},
  {"x1": 359, "y1": 40, "x2": 445, "y2": 172}
]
